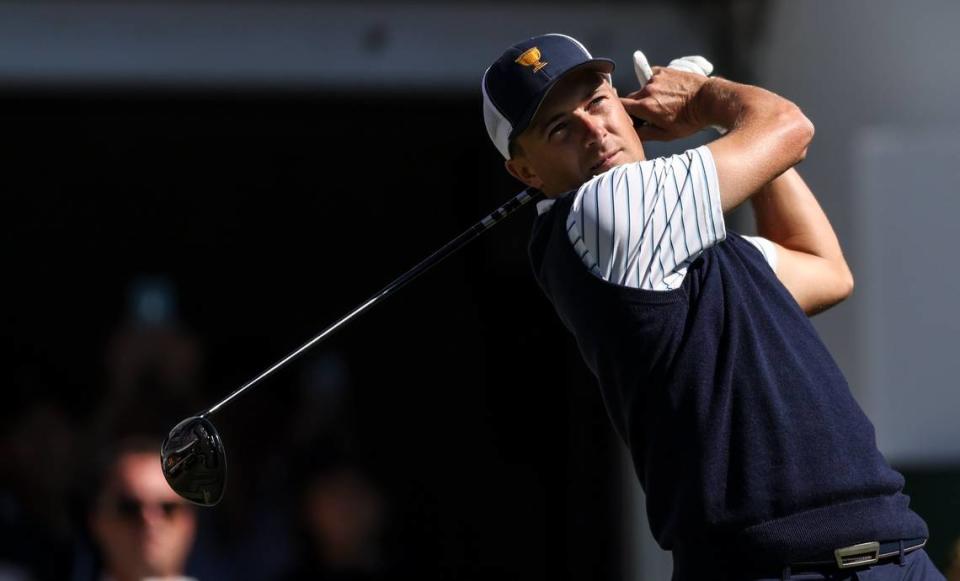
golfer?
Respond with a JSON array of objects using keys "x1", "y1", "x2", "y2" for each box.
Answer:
[{"x1": 481, "y1": 33, "x2": 942, "y2": 580}]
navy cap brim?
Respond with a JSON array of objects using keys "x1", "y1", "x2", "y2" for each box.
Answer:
[{"x1": 507, "y1": 57, "x2": 615, "y2": 145}]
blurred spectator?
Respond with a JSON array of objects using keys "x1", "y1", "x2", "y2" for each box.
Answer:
[
  {"x1": 0, "y1": 399, "x2": 76, "y2": 580},
  {"x1": 291, "y1": 352, "x2": 353, "y2": 447},
  {"x1": 281, "y1": 451, "x2": 389, "y2": 581},
  {"x1": 100, "y1": 277, "x2": 203, "y2": 432},
  {"x1": 946, "y1": 538, "x2": 960, "y2": 581},
  {"x1": 85, "y1": 436, "x2": 197, "y2": 581}
]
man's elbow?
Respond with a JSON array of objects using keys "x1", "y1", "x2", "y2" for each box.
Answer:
[
  {"x1": 803, "y1": 263, "x2": 854, "y2": 316},
  {"x1": 825, "y1": 263, "x2": 855, "y2": 307},
  {"x1": 781, "y1": 105, "x2": 814, "y2": 165},
  {"x1": 836, "y1": 264, "x2": 855, "y2": 302}
]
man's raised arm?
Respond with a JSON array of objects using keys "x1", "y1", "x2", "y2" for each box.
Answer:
[
  {"x1": 621, "y1": 69, "x2": 852, "y2": 314},
  {"x1": 621, "y1": 70, "x2": 813, "y2": 211}
]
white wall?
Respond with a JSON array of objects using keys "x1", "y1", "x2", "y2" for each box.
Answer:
[
  {"x1": 757, "y1": 0, "x2": 960, "y2": 463},
  {"x1": 855, "y1": 128, "x2": 960, "y2": 464}
]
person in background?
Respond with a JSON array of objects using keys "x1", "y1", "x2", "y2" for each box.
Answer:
[
  {"x1": 0, "y1": 398, "x2": 77, "y2": 580},
  {"x1": 281, "y1": 450, "x2": 389, "y2": 581},
  {"x1": 86, "y1": 436, "x2": 197, "y2": 581},
  {"x1": 945, "y1": 539, "x2": 960, "y2": 581}
]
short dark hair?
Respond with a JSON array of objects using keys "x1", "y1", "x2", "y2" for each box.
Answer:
[{"x1": 83, "y1": 434, "x2": 164, "y2": 511}]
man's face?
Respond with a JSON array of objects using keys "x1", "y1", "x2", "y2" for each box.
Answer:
[
  {"x1": 90, "y1": 452, "x2": 197, "y2": 579},
  {"x1": 507, "y1": 68, "x2": 645, "y2": 196}
]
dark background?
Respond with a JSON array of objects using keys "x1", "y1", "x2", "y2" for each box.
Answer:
[{"x1": 2, "y1": 90, "x2": 626, "y2": 579}]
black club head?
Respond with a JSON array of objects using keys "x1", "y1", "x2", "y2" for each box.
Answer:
[{"x1": 161, "y1": 416, "x2": 226, "y2": 507}]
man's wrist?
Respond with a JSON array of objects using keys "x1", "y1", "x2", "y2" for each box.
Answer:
[{"x1": 691, "y1": 77, "x2": 731, "y2": 131}]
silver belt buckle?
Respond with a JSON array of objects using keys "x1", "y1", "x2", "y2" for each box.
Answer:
[{"x1": 835, "y1": 541, "x2": 880, "y2": 569}]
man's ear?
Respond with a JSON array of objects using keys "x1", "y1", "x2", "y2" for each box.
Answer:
[{"x1": 505, "y1": 157, "x2": 544, "y2": 190}]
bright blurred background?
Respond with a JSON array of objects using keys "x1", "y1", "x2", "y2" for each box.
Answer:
[{"x1": 3, "y1": 1, "x2": 959, "y2": 579}]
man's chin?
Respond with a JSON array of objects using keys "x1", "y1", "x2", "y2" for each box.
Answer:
[{"x1": 144, "y1": 547, "x2": 183, "y2": 577}]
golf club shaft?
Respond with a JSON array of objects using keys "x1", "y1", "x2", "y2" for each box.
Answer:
[{"x1": 203, "y1": 188, "x2": 543, "y2": 416}]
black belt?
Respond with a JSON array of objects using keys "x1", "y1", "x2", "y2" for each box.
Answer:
[{"x1": 792, "y1": 537, "x2": 927, "y2": 570}]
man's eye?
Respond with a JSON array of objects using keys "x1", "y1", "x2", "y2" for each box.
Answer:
[
  {"x1": 549, "y1": 122, "x2": 568, "y2": 138},
  {"x1": 589, "y1": 96, "x2": 606, "y2": 108}
]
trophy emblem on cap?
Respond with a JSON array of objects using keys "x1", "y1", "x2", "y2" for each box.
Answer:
[{"x1": 515, "y1": 47, "x2": 548, "y2": 73}]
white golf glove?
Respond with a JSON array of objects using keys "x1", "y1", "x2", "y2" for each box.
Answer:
[
  {"x1": 632, "y1": 52, "x2": 714, "y2": 88},
  {"x1": 633, "y1": 51, "x2": 725, "y2": 134}
]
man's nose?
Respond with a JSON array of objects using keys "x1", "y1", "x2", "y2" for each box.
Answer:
[
  {"x1": 140, "y1": 504, "x2": 167, "y2": 527},
  {"x1": 574, "y1": 111, "x2": 606, "y2": 145}
]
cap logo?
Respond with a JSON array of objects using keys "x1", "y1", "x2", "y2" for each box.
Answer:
[{"x1": 515, "y1": 47, "x2": 548, "y2": 73}]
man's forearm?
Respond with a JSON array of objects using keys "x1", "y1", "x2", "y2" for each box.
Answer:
[
  {"x1": 696, "y1": 78, "x2": 815, "y2": 213},
  {"x1": 621, "y1": 66, "x2": 813, "y2": 213},
  {"x1": 752, "y1": 168, "x2": 855, "y2": 314},
  {"x1": 752, "y1": 168, "x2": 842, "y2": 261}
]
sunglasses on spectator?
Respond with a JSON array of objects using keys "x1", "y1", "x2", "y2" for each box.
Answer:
[{"x1": 111, "y1": 496, "x2": 193, "y2": 520}]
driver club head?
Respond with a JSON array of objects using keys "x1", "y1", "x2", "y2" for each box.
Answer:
[{"x1": 161, "y1": 415, "x2": 226, "y2": 507}]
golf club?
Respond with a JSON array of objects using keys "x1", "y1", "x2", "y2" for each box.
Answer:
[{"x1": 161, "y1": 188, "x2": 543, "y2": 506}]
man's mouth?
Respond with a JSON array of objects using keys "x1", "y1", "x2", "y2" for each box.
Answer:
[{"x1": 589, "y1": 150, "x2": 621, "y2": 173}]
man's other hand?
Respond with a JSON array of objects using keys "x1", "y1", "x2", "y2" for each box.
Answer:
[{"x1": 632, "y1": 51, "x2": 714, "y2": 90}]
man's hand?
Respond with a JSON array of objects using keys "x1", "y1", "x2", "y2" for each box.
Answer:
[
  {"x1": 620, "y1": 67, "x2": 712, "y2": 141},
  {"x1": 627, "y1": 52, "x2": 730, "y2": 142}
]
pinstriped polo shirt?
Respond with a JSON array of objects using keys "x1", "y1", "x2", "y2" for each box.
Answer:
[{"x1": 536, "y1": 146, "x2": 778, "y2": 290}]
